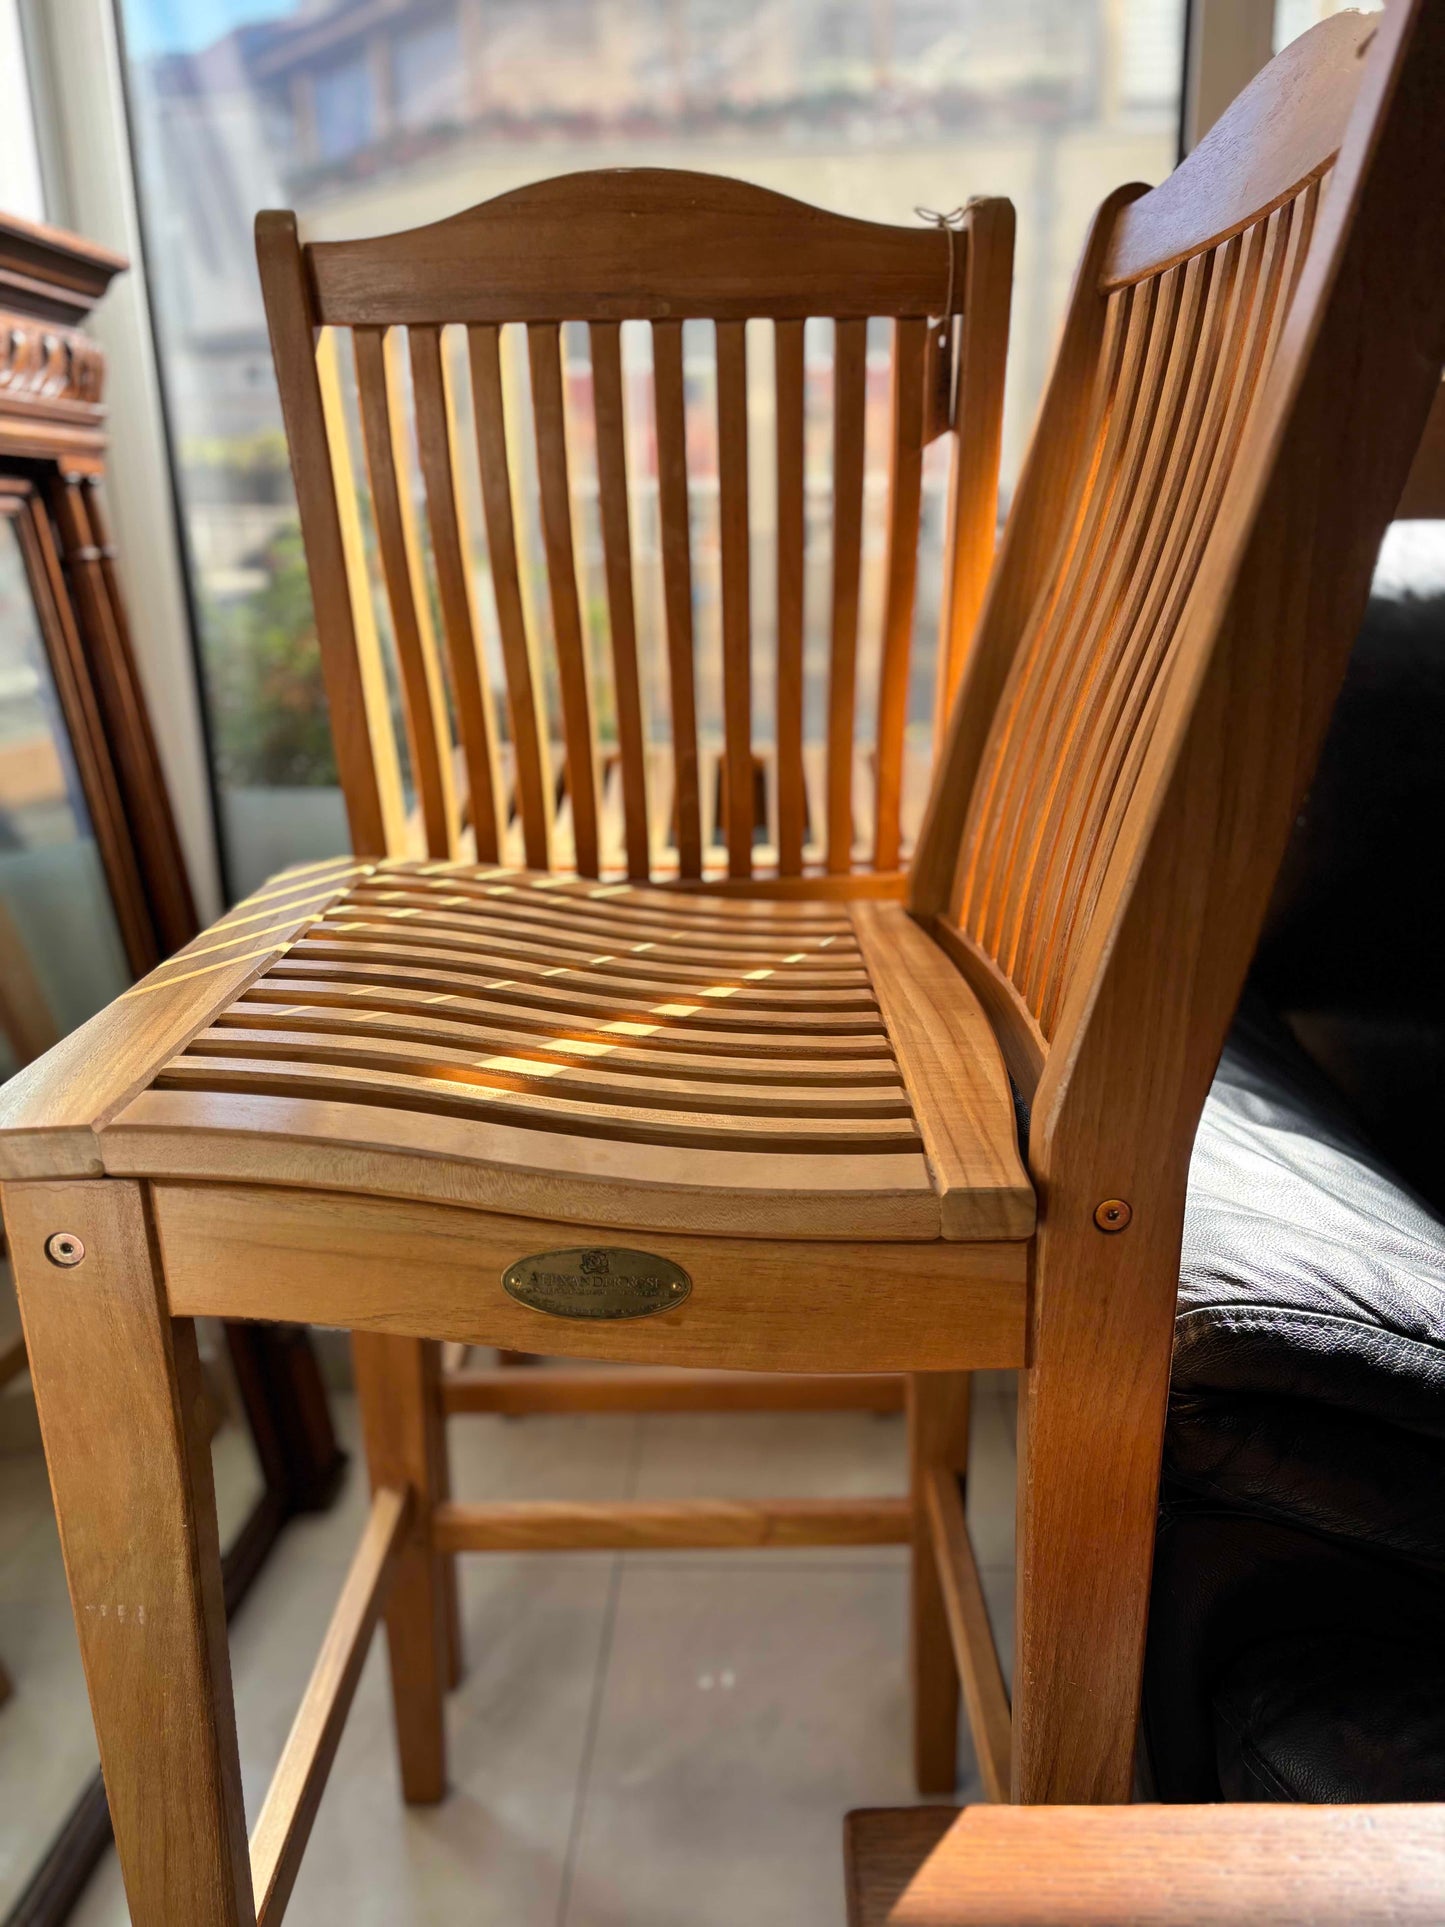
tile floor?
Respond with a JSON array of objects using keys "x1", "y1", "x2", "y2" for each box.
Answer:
[{"x1": 7, "y1": 1364, "x2": 1017, "y2": 1926}]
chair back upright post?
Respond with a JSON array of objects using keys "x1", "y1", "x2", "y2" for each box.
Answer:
[
  {"x1": 909, "y1": 4, "x2": 1445, "y2": 1800},
  {"x1": 257, "y1": 175, "x2": 1013, "y2": 887}
]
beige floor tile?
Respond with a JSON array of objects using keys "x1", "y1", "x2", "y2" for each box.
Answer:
[
  {"x1": 562, "y1": 1560, "x2": 978, "y2": 1927},
  {"x1": 62, "y1": 1371, "x2": 1022, "y2": 1924},
  {"x1": 70, "y1": 1548, "x2": 617, "y2": 1927}
]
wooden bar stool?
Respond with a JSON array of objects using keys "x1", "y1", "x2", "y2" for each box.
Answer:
[
  {"x1": 3, "y1": 7, "x2": 1443, "y2": 1920},
  {"x1": 262, "y1": 168, "x2": 1016, "y2": 1597}
]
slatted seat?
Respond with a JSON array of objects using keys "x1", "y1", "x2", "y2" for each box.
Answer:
[
  {"x1": 76, "y1": 858, "x2": 1033, "y2": 1245},
  {"x1": 4, "y1": 12, "x2": 1445, "y2": 1923}
]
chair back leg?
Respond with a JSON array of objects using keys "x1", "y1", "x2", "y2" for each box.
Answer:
[
  {"x1": 907, "y1": 1372, "x2": 972, "y2": 1793},
  {"x1": 1012, "y1": 1201, "x2": 1179, "y2": 1802},
  {"x1": 352, "y1": 1332, "x2": 450, "y2": 1803}
]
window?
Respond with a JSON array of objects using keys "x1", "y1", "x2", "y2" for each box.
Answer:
[
  {"x1": 116, "y1": 0, "x2": 1186, "y2": 897},
  {"x1": 393, "y1": 14, "x2": 464, "y2": 129},
  {"x1": 311, "y1": 51, "x2": 374, "y2": 162}
]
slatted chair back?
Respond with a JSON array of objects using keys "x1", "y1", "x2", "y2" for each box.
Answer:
[
  {"x1": 910, "y1": 8, "x2": 1434, "y2": 1120},
  {"x1": 901, "y1": 3, "x2": 1445, "y2": 1803},
  {"x1": 257, "y1": 174, "x2": 1012, "y2": 887}
]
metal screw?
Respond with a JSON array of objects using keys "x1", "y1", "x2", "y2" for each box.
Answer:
[
  {"x1": 44, "y1": 1232, "x2": 86, "y2": 1268},
  {"x1": 1093, "y1": 1199, "x2": 1132, "y2": 1234}
]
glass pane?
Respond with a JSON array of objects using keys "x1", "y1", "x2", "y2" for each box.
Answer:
[
  {"x1": 0, "y1": 516, "x2": 267, "y2": 1913},
  {"x1": 0, "y1": 512, "x2": 131, "y2": 1078},
  {"x1": 117, "y1": 0, "x2": 1186, "y2": 893}
]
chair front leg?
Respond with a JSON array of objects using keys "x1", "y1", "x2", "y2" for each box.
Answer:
[
  {"x1": 352, "y1": 1332, "x2": 449, "y2": 1802},
  {"x1": 1011, "y1": 1203, "x2": 1177, "y2": 1803},
  {"x1": 907, "y1": 1371, "x2": 972, "y2": 1794},
  {"x1": 6, "y1": 1179, "x2": 254, "y2": 1926}
]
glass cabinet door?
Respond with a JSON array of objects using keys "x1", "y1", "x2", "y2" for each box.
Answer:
[{"x1": 0, "y1": 502, "x2": 132, "y2": 1082}]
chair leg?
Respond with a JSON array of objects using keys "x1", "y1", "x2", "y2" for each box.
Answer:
[
  {"x1": 353, "y1": 1332, "x2": 448, "y2": 1803},
  {"x1": 6, "y1": 1179, "x2": 253, "y2": 1925},
  {"x1": 1011, "y1": 1210, "x2": 1177, "y2": 1803},
  {"x1": 907, "y1": 1371, "x2": 972, "y2": 1795}
]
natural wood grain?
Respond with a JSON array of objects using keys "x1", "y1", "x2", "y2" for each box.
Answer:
[
  {"x1": 851, "y1": 902, "x2": 1032, "y2": 1239},
  {"x1": 150, "y1": 1184, "x2": 1027, "y2": 1373},
  {"x1": 844, "y1": 1804, "x2": 1445, "y2": 1927},
  {"x1": 408, "y1": 323, "x2": 502, "y2": 862},
  {"x1": 528, "y1": 321, "x2": 600, "y2": 875},
  {"x1": 352, "y1": 1334, "x2": 447, "y2": 1803},
  {"x1": 467, "y1": 322, "x2": 553, "y2": 869},
  {"x1": 651, "y1": 316, "x2": 703, "y2": 879},
  {"x1": 353, "y1": 327, "x2": 457, "y2": 858},
  {"x1": 433, "y1": 1497, "x2": 909, "y2": 1551},
  {"x1": 0, "y1": 862, "x2": 364, "y2": 1179},
  {"x1": 827, "y1": 318, "x2": 868, "y2": 874},
  {"x1": 774, "y1": 317, "x2": 807, "y2": 875},
  {"x1": 250, "y1": 1485, "x2": 408, "y2": 1927},
  {"x1": 925, "y1": 1467, "x2": 1011, "y2": 1802},
  {"x1": 256, "y1": 213, "x2": 402, "y2": 856},
  {"x1": 441, "y1": 1366, "x2": 903, "y2": 1415},
  {"x1": 909, "y1": 185, "x2": 1145, "y2": 934},
  {"x1": 589, "y1": 319, "x2": 651, "y2": 879},
  {"x1": 305, "y1": 169, "x2": 956, "y2": 325},
  {"x1": 716, "y1": 317, "x2": 753, "y2": 878},
  {"x1": 934, "y1": 201, "x2": 1014, "y2": 726},
  {"x1": 1011, "y1": 1, "x2": 1445, "y2": 1803},
  {"x1": 7, "y1": 1180, "x2": 253, "y2": 1925},
  {"x1": 1103, "y1": 9, "x2": 1375, "y2": 288},
  {"x1": 873, "y1": 317, "x2": 928, "y2": 872}
]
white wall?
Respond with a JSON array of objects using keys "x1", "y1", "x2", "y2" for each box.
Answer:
[{"x1": 0, "y1": 0, "x2": 44, "y2": 219}]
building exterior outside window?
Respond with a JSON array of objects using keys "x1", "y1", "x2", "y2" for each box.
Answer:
[{"x1": 117, "y1": 0, "x2": 1187, "y2": 895}]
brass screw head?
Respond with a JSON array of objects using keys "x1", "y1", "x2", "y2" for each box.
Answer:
[
  {"x1": 1093, "y1": 1199, "x2": 1132, "y2": 1233},
  {"x1": 44, "y1": 1231, "x2": 86, "y2": 1268}
]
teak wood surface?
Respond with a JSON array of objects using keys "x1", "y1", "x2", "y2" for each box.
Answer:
[
  {"x1": 844, "y1": 1804, "x2": 1445, "y2": 1926},
  {"x1": 4, "y1": 10, "x2": 1445, "y2": 1918}
]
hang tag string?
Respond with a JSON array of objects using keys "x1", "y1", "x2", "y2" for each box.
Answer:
[{"x1": 915, "y1": 204, "x2": 968, "y2": 322}]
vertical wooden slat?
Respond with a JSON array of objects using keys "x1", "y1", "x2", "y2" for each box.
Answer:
[
  {"x1": 872, "y1": 315, "x2": 929, "y2": 873},
  {"x1": 257, "y1": 211, "x2": 404, "y2": 857},
  {"x1": 826, "y1": 317, "x2": 868, "y2": 874},
  {"x1": 408, "y1": 324, "x2": 503, "y2": 863},
  {"x1": 652, "y1": 318, "x2": 702, "y2": 878},
  {"x1": 1037, "y1": 215, "x2": 1291, "y2": 1033},
  {"x1": 715, "y1": 319, "x2": 752, "y2": 878},
  {"x1": 589, "y1": 320, "x2": 651, "y2": 880},
  {"x1": 934, "y1": 201, "x2": 1015, "y2": 730},
  {"x1": 966, "y1": 279, "x2": 1151, "y2": 957},
  {"x1": 528, "y1": 322, "x2": 601, "y2": 877},
  {"x1": 774, "y1": 318, "x2": 807, "y2": 876},
  {"x1": 908, "y1": 187, "x2": 1143, "y2": 926},
  {"x1": 353, "y1": 327, "x2": 458, "y2": 859},
  {"x1": 992, "y1": 270, "x2": 1179, "y2": 979},
  {"x1": 467, "y1": 323, "x2": 552, "y2": 871}
]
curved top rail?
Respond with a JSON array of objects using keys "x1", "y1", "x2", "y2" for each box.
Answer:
[
  {"x1": 1103, "y1": 9, "x2": 1377, "y2": 288},
  {"x1": 289, "y1": 168, "x2": 960, "y2": 325}
]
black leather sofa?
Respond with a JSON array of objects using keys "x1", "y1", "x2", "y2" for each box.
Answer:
[{"x1": 1142, "y1": 523, "x2": 1445, "y2": 1803}]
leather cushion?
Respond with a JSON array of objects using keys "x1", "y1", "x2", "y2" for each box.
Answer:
[
  {"x1": 1215, "y1": 1632, "x2": 1445, "y2": 1802},
  {"x1": 1144, "y1": 1497, "x2": 1445, "y2": 1801},
  {"x1": 1169, "y1": 1003, "x2": 1445, "y2": 1563}
]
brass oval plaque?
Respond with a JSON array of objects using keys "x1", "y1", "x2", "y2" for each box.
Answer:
[{"x1": 503, "y1": 1246, "x2": 691, "y2": 1320}]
